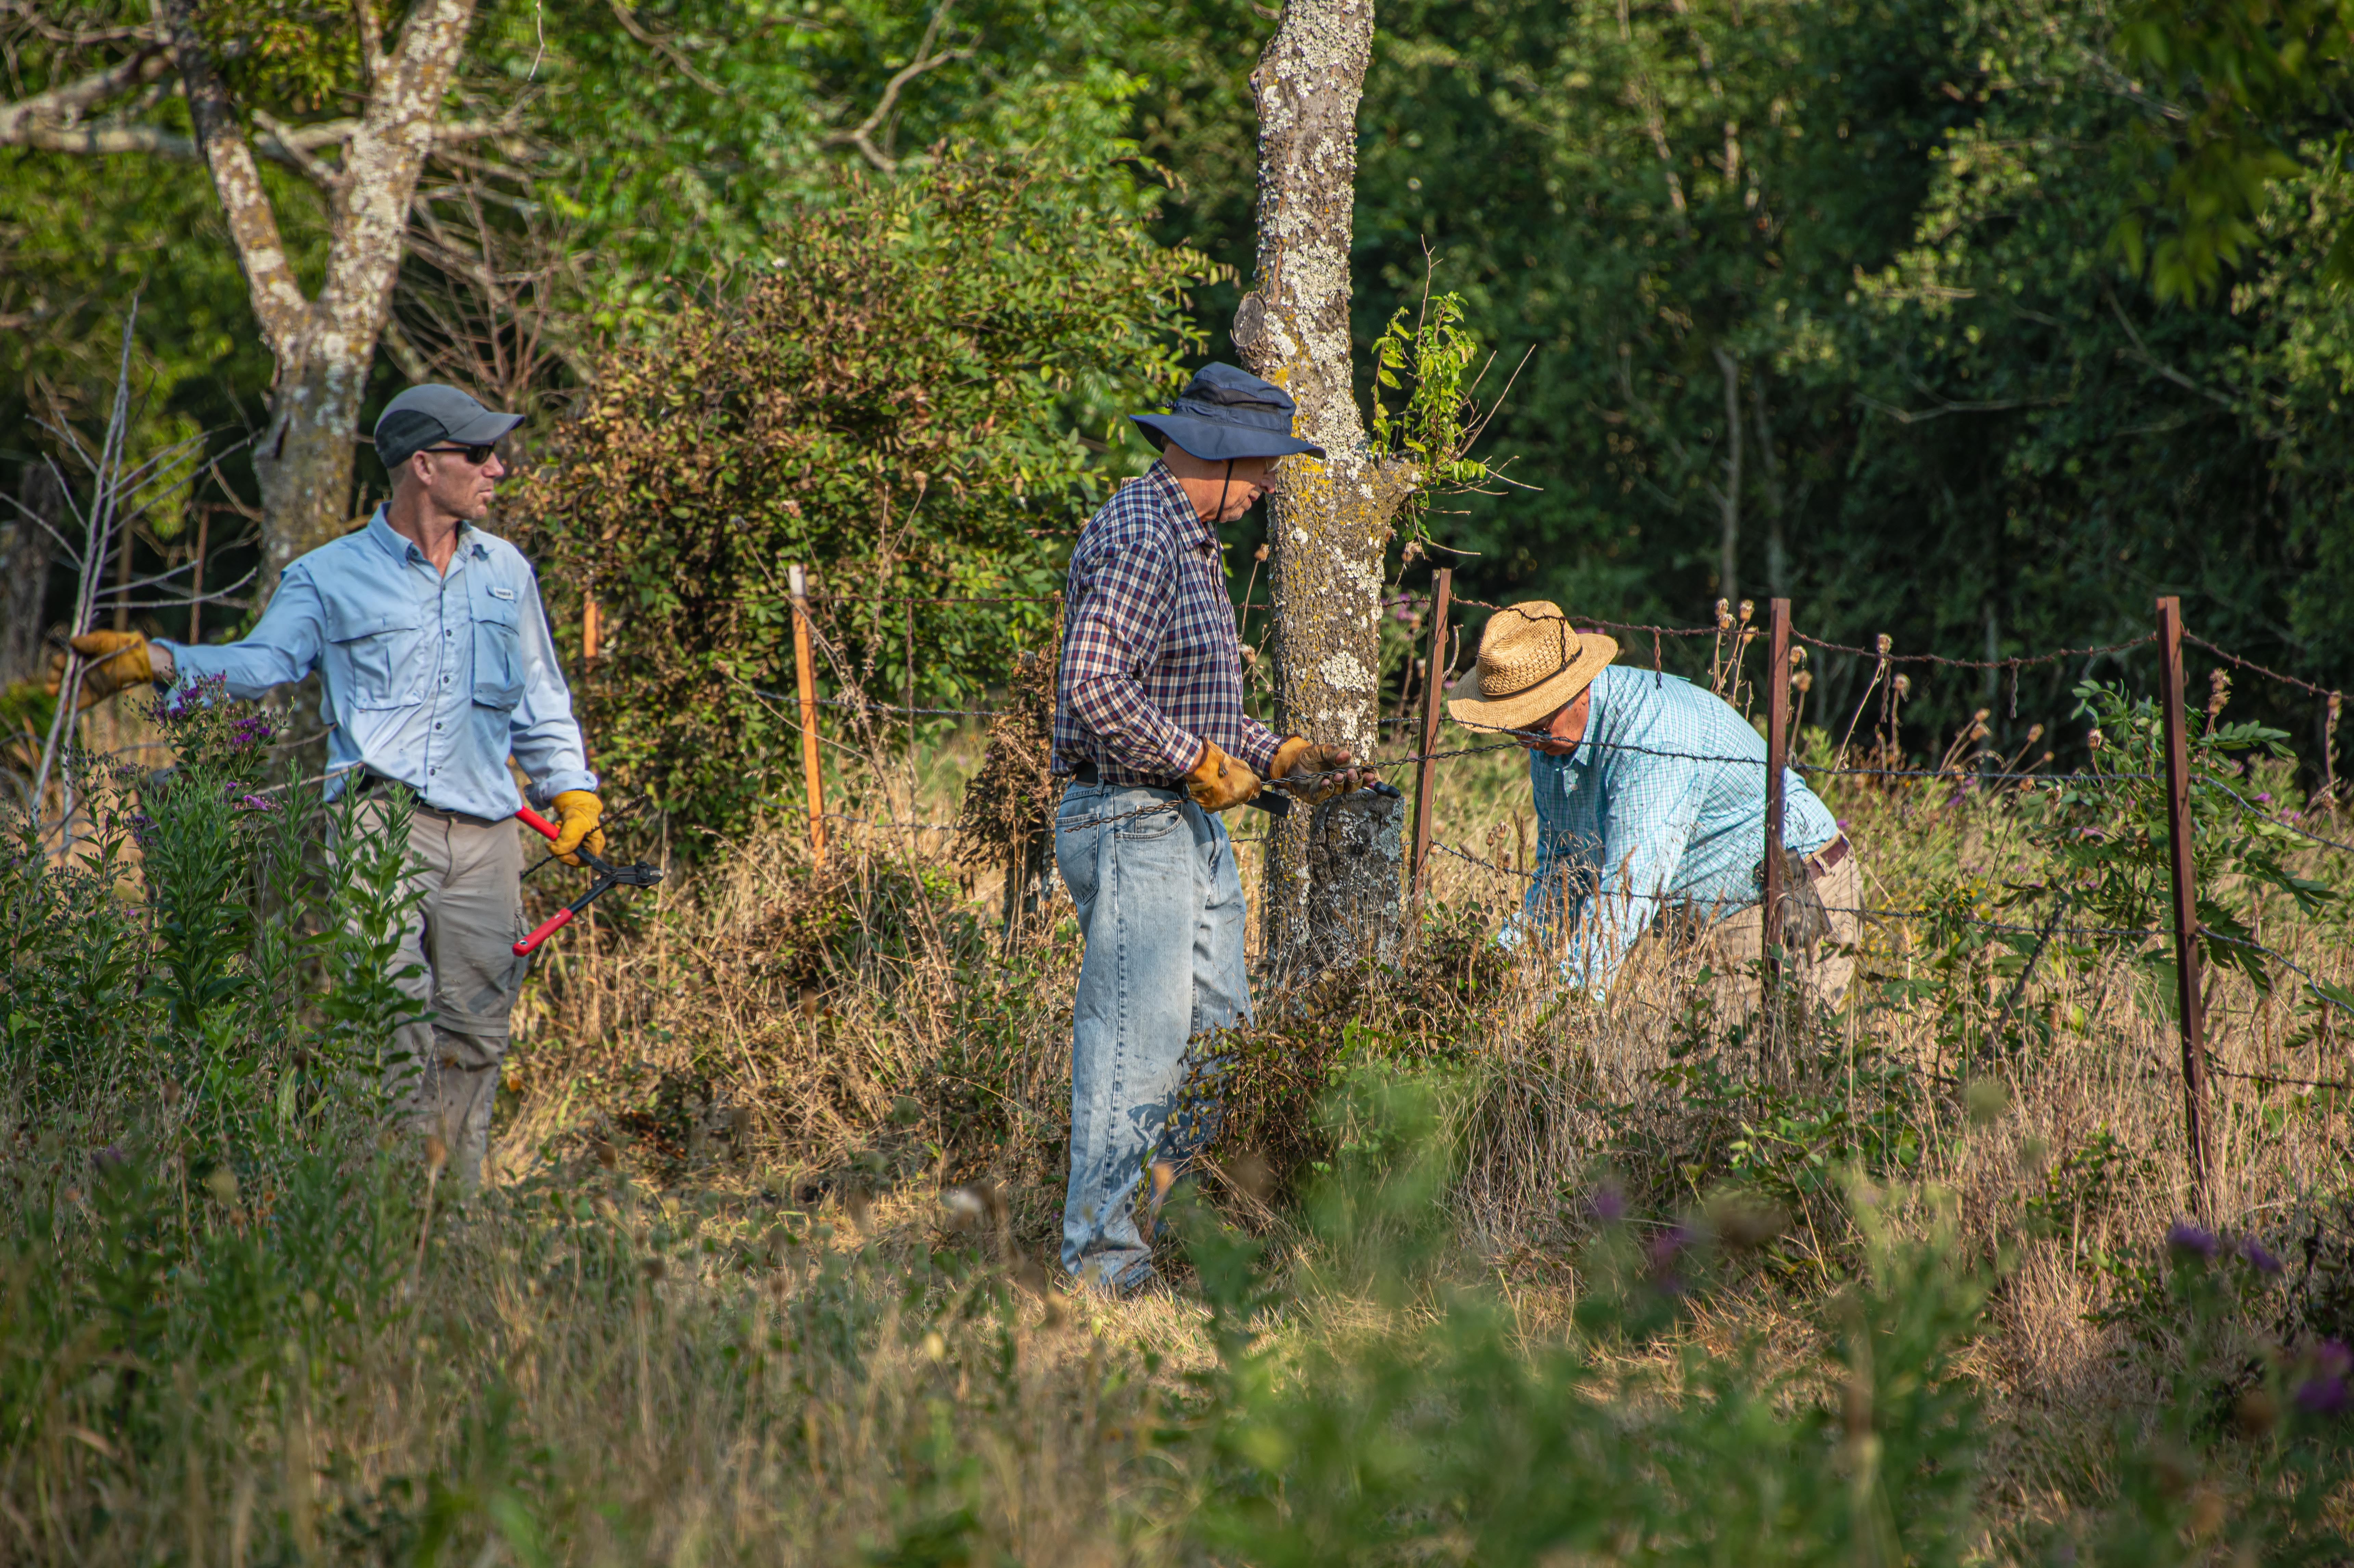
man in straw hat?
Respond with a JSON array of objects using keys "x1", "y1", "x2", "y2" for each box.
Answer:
[
  {"x1": 1051, "y1": 362, "x2": 1371, "y2": 1295},
  {"x1": 1447, "y1": 602, "x2": 1859, "y2": 1008}
]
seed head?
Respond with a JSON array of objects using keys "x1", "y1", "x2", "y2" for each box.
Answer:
[
  {"x1": 423, "y1": 1136, "x2": 449, "y2": 1179},
  {"x1": 1893, "y1": 674, "x2": 1911, "y2": 698},
  {"x1": 1875, "y1": 633, "x2": 1892, "y2": 657}
]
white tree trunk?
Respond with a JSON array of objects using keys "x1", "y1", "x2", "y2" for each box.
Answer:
[
  {"x1": 162, "y1": 0, "x2": 478, "y2": 582},
  {"x1": 1233, "y1": 0, "x2": 1418, "y2": 975}
]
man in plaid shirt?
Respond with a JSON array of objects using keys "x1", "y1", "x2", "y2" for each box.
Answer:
[{"x1": 1052, "y1": 363, "x2": 1366, "y2": 1295}]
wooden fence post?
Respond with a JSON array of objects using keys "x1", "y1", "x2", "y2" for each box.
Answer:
[
  {"x1": 790, "y1": 564, "x2": 827, "y2": 867},
  {"x1": 1761, "y1": 598, "x2": 1792, "y2": 1008},
  {"x1": 2155, "y1": 595, "x2": 2213, "y2": 1219},
  {"x1": 1410, "y1": 569, "x2": 1453, "y2": 911}
]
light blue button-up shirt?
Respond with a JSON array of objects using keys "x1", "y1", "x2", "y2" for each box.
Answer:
[
  {"x1": 155, "y1": 509, "x2": 595, "y2": 820},
  {"x1": 1500, "y1": 663, "x2": 1837, "y2": 996}
]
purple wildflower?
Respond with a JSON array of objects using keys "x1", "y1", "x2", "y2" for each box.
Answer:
[
  {"x1": 2166, "y1": 1220, "x2": 2220, "y2": 1261},
  {"x1": 1588, "y1": 1185, "x2": 1628, "y2": 1224},
  {"x1": 1648, "y1": 1224, "x2": 1690, "y2": 1275},
  {"x1": 2236, "y1": 1236, "x2": 2285, "y2": 1276},
  {"x1": 2294, "y1": 1343, "x2": 2350, "y2": 1417},
  {"x1": 90, "y1": 1144, "x2": 126, "y2": 1175},
  {"x1": 237, "y1": 794, "x2": 279, "y2": 813},
  {"x1": 2254, "y1": 792, "x2": 2273, "y2": 805},
  {"x1": 1836, "y1": 818, "x2": 1851, "y2": 832}
]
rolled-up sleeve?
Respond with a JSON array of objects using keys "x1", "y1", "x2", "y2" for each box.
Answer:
[
  {"x1": 507, "y1": 563, "x2": 597, "y2": 803},
  {"x1": 154, "y1": 566, "x2": 325, "y2": 698},
  {"x1": 1061, "y1": 533, "x2": 1202, "y2": 778}
]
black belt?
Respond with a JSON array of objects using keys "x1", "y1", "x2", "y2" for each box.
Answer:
[{"x1": 1068, "y1": 759, "x2": 1291, "y2": 816}]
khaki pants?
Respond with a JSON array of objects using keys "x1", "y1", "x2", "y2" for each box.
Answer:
[
  {"x1": 1698, "y1": 843, "x2": 1863, "y2": 1019},
  {"x1": 337, "y1": 794, "x2": 527, "y2": 1189}
]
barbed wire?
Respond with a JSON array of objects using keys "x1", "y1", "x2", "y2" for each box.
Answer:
[
  {"x1": 1794, "y1": 631, "x2": 2157, "y2": 670},
  {"x1": 2184, "y1": 633, "x2": 2341, "y2": 701},
  {"x1": 2198, "y1": 926, "x2": 2354, "y2": 1018}
]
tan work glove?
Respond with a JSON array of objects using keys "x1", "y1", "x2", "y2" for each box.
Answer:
[
  {"x1": 550, "y1": 789, "x2": 607, "y2": 865},
  {"x1": 1269, "y1": 735, "x2": 1360, "y2": 805},
  {"x1": 46, "y1": 630, "x2": 155, "y2": 711},
  {"x1": 1182, "y1": 740, "x2": 1261, "y2": 812}
]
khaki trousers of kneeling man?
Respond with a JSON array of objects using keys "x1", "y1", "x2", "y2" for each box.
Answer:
[
  {"x1": 1698, "y1": 845, "x2": 1863, "y2": 1020},
  {"x1": 335, "y1": 795, "x2": 528, "y2": 1189}
]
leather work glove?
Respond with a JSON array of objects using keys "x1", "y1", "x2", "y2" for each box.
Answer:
[
  {"x1": 46, "y1": 630, "x2": 155, "y2": 711},
  {"x1": 549, "y1": 789, "x2": 607, "y2": 866},
  {"x1": 1269, "y1": 735, "x2": 1360, "y2": 805},
  {"x1": 1182, "y1": 740, "x2": 1261, "y2": 812}
]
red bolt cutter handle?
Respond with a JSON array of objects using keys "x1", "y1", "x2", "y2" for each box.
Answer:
[{"x1": 514, "y1": 805, "x2": 590, "y2": 957}]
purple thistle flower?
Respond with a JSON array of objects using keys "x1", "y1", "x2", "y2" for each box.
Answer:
[
  {"x1": 1648, "y1": 1224, "x2": 1690, "y2": 1274},
  {"x1": 237, "y1": 794, "x2": 279, "y2": 813},
  {"x1": 2165, "y1": 1220, "x2": 2220, "y2": 1260},
  {"x1": 1588, "y1": 1185, "x2": 1628, "y2": 1224},
  {"x1": 2236, "y1": 1236, "x2": 2284, "y2": 1276},
  {"x1": 2294, "y1": 1354, "x2": 2348, "y2": 1418}
]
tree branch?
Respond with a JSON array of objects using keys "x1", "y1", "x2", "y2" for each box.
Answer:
[
  {"x1": 822, "y1": 1, "x2": 974, "y2": 173},
  {"x1": 0, "y1": 43, "x2": 173, "y2": 143},
  {"x1": 604, "y1": 0, "x2": 727, "y2": 95},
  {"x1": 160, "y1": 0, "x2": 311, "y2": 360}
]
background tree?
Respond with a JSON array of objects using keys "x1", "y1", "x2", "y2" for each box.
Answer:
[{"x1": 0, "y1": 0, "x2": 501, "y2": 582}]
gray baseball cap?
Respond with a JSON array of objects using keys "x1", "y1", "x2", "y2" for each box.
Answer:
[{"x1": 373, "y1": 384, "x2": 524, "y2": 470}]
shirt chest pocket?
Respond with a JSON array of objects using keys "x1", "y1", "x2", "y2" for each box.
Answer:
[
  {"x1": 470, "y1": 582, "x2": 526, "y2": 713},
  {"x1": 323, "y1": 601, "x2": 425, "y2": 710}
]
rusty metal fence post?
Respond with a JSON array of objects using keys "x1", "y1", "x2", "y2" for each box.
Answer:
[
  {"x1": 1410, "y1": 569, "x2": 1453, "y2": 911},
  {"x1": 790, "y1": 564, "x2": 827, "y2": 867},
  {"x1": 1761, "y1": 598, "x2": 1793, "y2": 1009},
  {"x1": 2155, "y1": 595, "x2": 2213, "y2": 1218}
]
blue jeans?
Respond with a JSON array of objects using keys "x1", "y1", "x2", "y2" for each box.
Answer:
[{"x1": 1055, "y1": 782, "x2": 1251, "y2": 1291}]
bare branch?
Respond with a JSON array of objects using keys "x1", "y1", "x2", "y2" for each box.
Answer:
[
  {"x1": 822, "y1": 2, "x2": 974, "y2": 173},
  {"x1": 352, "y1": 0, "x2": 387, "y2": 87},
  {"x1": 0, "y1": 42, "x2": 172, "y2": 143},
  {"x1": 604, "y1": 0, "x2": 727, "y2": 95},
  {"x1": 7, "y1": 120, "x2": 195, "y2": 156},
  {"x1": 254, "y1": 107, "x2": 347, "y2": 189}
]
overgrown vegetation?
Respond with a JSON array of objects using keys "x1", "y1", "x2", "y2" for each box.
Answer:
[
  {"x1": 3, "y1": 677, "x2": 2354, "y2": 1560},
  {"x1": 505, "y1": 158, "x2": 1210, "y2": 849}
]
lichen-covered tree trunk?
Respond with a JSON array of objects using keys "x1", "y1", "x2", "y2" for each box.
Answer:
[
  {"x1": 161, "y1": 0, "x2": 477, "y2": 585},
  {"x1": 1234, "y1": 0, "x2": 1418, "y2": 976}
]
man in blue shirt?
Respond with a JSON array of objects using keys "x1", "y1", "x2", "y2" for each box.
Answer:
[
  {"x1": 1448, "y1": 601, "x2": 1860, "y2": 1010},
  {"x1": 53, "y1": 384, "x2": 602, "y2": 1186}
]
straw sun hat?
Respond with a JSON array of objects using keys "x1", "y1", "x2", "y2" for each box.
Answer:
[{"x1": 1445, "y1": 601, "x2": 1619, "y2": 733}]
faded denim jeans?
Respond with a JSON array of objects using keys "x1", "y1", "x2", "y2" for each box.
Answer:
[{"x1": 1055, "y1": 782, "x2": 1251, "y2": 1292}]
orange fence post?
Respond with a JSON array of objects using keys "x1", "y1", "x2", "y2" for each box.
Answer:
[
  {"x1": 790, "y1": 564, "x2": 827, "y2": 867},
  {"x1": 2155, "y1": 595, "x2": 2213, "y2": 1219},
  {"x1": 1410, "y1": 569, "x2": 1453, "y2": 911},
  {"x1": 1761, "y1": 598, "x2": 1792, "y2": 1009}
]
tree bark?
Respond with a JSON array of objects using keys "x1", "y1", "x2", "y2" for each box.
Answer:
[
  {"x1": 2, "y1": 464, "x2": 63, "y2": 688},
  {"x1": 1711, "y1": 344, "x2": 1742, "y2": 608},
  {"x1": 1233, "y1": 0, "x2": 1418, "y2": 977}
]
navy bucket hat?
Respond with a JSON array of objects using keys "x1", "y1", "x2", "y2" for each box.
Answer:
[{"x1": 1129, "y1": 363, "x2": 1326, "y2": 462}]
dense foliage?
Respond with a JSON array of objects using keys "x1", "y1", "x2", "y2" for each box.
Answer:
[{"x1": 504, "y1": 160, "x2": 1209, "y2": 847}]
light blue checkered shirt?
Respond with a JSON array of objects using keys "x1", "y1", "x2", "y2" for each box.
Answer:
[{"x1": 1497, "y1": 663, "x2": 1837, "y2": 995}]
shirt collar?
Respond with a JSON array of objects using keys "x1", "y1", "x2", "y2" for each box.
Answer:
[
  {"x1": 1144, "y1": 461, "x2": 1218, "y2": 552},
  {"x1": 364, "y1": 506, "x2": 483, "y2": 571}
]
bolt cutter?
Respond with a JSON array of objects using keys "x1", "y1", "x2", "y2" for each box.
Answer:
[{"x1": 512, "y1": 806, "x2": 665, "y2": 957}]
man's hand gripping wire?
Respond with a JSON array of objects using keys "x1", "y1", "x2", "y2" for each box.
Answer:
[{"x1": 512, "y1": 805, "x2": 665, "y2": 956}]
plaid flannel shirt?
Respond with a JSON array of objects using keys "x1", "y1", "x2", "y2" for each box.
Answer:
[
  {"x1": 1054, "y1": 463, "x2": 1280, "y2": 787},
  {"x1": 1499, "y1": 663, "x2": 1839, "y2": 996}
]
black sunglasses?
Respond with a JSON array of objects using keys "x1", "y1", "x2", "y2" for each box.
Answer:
[{"x1": 423, "y1": 443, "x2": 498, "y2": 466}]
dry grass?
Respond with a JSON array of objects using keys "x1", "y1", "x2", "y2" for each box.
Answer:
[{"x1": 486, "y1": 714, "x2": 2354, "y2": 1554}]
